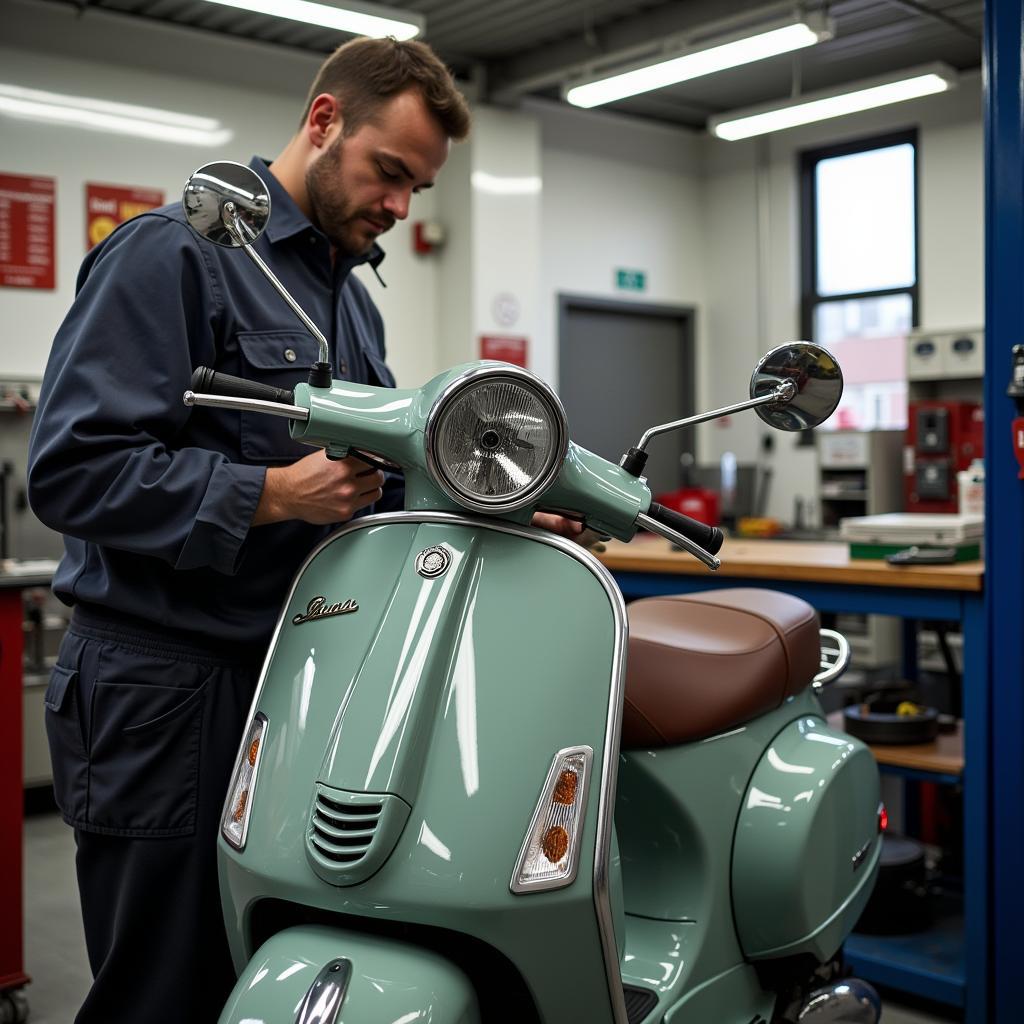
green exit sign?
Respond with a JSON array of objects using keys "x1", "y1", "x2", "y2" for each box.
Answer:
[{"x1": 616, "y1": 268, "x2": 646, "y2": 292}]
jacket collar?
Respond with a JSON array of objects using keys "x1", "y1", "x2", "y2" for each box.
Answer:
[{"x1": 249, "y1": 156, "x2": 385, "y2": 271}]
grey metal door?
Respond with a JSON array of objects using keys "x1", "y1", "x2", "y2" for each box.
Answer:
[{"x1": 557, "y1": 296, "x2": 694, "y2": 497}]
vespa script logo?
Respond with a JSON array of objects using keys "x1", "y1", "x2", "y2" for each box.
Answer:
[{"x1": 292, "y1": 596, "x2": 359, "y2": 626}]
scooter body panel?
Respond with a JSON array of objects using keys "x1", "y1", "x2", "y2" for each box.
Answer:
[
  {"x1": 217, "y1": 924, "x2": 479, "y2": 1024},
  {"x1": 289, "y1": 372, "x2": 652, "y2": 540},
  {"x1": 619, "y1": 917, "x2": 775, "y2": 1023},
  {"x1": 617, "y1": 688, "x2": 825, "y2": 1019},
  {"x1": 219, "y1": 514, "x2": 626, "y2": 1023},
  {"x1": 733, "y1": 716, "x2": 881, "y2": 960}
]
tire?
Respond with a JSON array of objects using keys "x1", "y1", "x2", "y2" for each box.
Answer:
[{"x1": 0, "y1": 989, "x2": 30, "y2": 1024}]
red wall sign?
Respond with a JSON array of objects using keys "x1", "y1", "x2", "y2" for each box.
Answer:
[
  {"x1": 480, "y1": 335, "x2": 528, "y2": 367},
  {"x1": 0, "y1": 173, "x2": 56, "y2": 290},
  {"x1": 86, "y1": 183, "x2": 164, "y2": 250}
]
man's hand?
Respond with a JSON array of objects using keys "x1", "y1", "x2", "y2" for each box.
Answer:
[
  {"x1": 254, "y1": 451, "x2": 385, "y2": 526},
  {"x1": 531, "y1": 511, "x2": 585, "y2": 542},
  {"x1": 531, "y1": 512, "x2": 609, "y2": 551}
]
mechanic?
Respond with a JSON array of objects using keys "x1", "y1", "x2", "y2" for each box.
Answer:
[{"x1": 27, "y1": 36, "x2": 473, "y2": 1024}]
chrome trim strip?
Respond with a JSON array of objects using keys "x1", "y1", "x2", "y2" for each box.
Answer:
[
  {"x1": 294, "y1": 958, "x2": 352, "y2": 1024},
  {"x1": 509, "y1": 744, "x2": 594, "y2": 894},
  {"x1": 422, "y1": 365, "x2": 570, "y2": 514},
  {"x1": 233, "y1": 510, "x2": 628, "y2": 1024},
  {"x1": 183, "y1": 390, "x2": 309, "y2": 421}
]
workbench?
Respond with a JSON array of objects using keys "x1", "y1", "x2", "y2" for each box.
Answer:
[{"x1": 598, "y1": 536, "x2": 986, "y2": 1021}]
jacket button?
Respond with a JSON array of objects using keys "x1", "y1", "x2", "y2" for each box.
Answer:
[{"x1": 284, "y1": 348, "x2": 297, "y2": 362}]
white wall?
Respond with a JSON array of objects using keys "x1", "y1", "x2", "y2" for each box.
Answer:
[
  {"x1": 0, "y1": 0, "x2": 442, "y2": 387},
  {"x1": 433, "y1": 105, "x2": 543, "y2": 373},
  {"x1": 531, "y1": 99, "x2": 707, "y2": 389},
  {"x1": 470, "y1": 107, "x2": 542, "y2": 372},
  {"x1": 701, "y1": 74, "x2": 983, "y2": 524},
  {"x1": 0, "y1": 0, "x2": 985, "y2": 526}
]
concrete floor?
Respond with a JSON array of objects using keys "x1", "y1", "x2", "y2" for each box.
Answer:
[{"x1": 20, "y1": 812, "x2": 957, "y2": 1023}]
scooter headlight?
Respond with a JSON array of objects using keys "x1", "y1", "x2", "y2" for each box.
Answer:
[{"x1": 425, "y1": 366, "x2": 569, "y2": 514}]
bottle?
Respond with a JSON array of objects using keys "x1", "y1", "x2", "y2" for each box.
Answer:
[{"x1": 957, "y1": 458, "x2": 984, "y2": 517}]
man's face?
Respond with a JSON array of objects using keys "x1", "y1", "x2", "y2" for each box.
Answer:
[{"x1": 306, "y1": 88, "x2": 449, "y2": 256}]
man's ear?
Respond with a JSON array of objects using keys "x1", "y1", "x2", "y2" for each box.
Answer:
[{"x1": 306, "y1": 93, "x2": 342, "y2": 149}]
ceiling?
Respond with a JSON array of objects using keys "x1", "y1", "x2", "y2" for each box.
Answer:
[{"x1": 26, "y1": 0, "x2": 983, "y2": 129}]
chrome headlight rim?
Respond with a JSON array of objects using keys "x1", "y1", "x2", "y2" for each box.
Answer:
[{"x1": 424, "y1": 364, "x2": 569, "y2": 515}]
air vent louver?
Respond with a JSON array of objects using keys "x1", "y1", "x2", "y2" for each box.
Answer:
[
  {"x1": 306, "y1": 784, "x2": 411, "y2": 886},
  {"x1": 310, "y1": 794, "x2": 383, "y2": 863}
]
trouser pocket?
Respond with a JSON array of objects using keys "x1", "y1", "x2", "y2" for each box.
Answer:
[
  {"x1": 86, "y1": 644, "x2": 211, "y2": 836},
  {"x1": 44, "y1": 656, "x2": 89, "y2": 823}
]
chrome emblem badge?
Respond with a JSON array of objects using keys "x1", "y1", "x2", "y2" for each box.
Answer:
[
  {"x1": 292, "y1": 596, "x2": 358, "y2": 625},
  {"x1": 415, "y1": 545, "x2": 452, "y2": 579}
]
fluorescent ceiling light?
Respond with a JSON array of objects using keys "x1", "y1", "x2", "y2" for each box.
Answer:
[
  {"x1": 709, "y1": 63, "x2": 958, "y2": 140},
  {"x1": 565, "y1": 15, "x2": 832, "y2": 109},
  {"x1": 200, "y1": 0, "x2": 423, "y2": 39},
  {"x1": 471, "y1": 171, "x2": 542, "y2": 195},
  {"x1": 0, "y1": 84, "x2": 233, "y2": 146}
]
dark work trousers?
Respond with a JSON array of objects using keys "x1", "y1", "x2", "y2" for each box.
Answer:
[{"x1": 43, "y1": 605, "x2": 264, "y2": 1023}]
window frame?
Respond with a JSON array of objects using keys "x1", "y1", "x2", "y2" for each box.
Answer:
[{"x1": 799, "y1": 128, "x2": 920, "y2": 343}]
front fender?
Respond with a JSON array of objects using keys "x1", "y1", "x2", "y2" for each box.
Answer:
[{"x1": 218, "y1": 925, "x2": 480, "y2": 1024}]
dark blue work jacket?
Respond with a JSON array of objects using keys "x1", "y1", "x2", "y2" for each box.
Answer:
[{"x1": 28, "y1": 157, "x2": 404, "y2": 648}]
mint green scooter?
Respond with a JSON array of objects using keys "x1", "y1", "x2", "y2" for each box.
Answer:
[{"x1": 182, "y1": 163, "x2": 883, "y2": 1024}]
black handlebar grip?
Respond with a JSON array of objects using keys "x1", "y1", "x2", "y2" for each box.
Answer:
[
  {"x1": 190, "y1": 366, "x2": 294, "y2": 406},
  {"x1": 648, "y1": 502, "x2": 725, "y2": 555}
]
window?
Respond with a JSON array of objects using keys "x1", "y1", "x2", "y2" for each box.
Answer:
[{"x1": 800, "y1": 130, "x2": 918, "y2": 431}]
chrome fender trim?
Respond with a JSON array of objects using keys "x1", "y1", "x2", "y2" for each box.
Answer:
[
  {"x1": 233, "y1": 511, "x2": 630, "y2": 1024},
  {"x1": 295, "y1": 958, "x2": 351, "y2": 1024}
]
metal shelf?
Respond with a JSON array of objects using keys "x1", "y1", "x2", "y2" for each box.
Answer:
[{"x1": 845, "y1": 907, "x2": 965, "y2": 1009}]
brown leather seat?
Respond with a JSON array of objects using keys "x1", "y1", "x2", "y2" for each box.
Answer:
[{"x1": 623, "y1": 588, "x2": 820, "y2": 748}]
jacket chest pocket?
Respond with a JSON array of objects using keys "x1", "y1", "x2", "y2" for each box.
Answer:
[{"x1": 237, "y1": 330, "x2": 320, "y2": 463}]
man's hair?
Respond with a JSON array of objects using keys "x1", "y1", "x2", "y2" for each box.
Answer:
[{"x1": 301, "y1": 37, "x2": 471, "y2": 141}]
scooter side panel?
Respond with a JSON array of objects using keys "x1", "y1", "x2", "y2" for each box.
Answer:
[
  {"x1": 217, "y1": 924, "x2": 479, "y2": 1024},
  {"x1": 662, "y1": 963, "x2": 775, "y2": 1024},
  {"x1": 616, "y1": 688, "x2": 824, "y2": 1017},
  {"x1": 732, "y1": 716, "x2": 881, "y2": 961},
  {"x1": 219, "y1": 517, "x2": 624, "y2": 1024},
  {"x1": 620, "y1": 918, "x2": 775, "y2": 1024}
]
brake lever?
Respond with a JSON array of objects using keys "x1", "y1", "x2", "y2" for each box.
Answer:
[
  {"x1": 183, "y1": 390, "x2": 310, "y2": 421},
  {"x1": 635, "y1": 511, "x2": 721, "y2": 570}
]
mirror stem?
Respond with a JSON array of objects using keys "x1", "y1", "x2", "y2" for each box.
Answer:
[
  {"x1": 638, "y1": 381, "x2": 795, "y2": 452},
  {"x1": 619, "y1": 381, "x2": 795, "y2": 478},
  {"x1": 222, "y1": 202, "x2": 332, "y2": 380}
]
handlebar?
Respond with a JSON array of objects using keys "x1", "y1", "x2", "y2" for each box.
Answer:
[
  {"x1": 636, "y1": 504, "x2": 723, "y2": 570},
  {"x1": 647, "y1": 502, "x2": 724, "y2": 555},
  {"x1": 181, "y1": 365, "x2": 719, "y2": 569},
  {"x1": 183, "y1": 366, "x2": 308, "y2": 421},
  {"x1": 190, "y1": 366, "x2": 294, "y2": 406}
]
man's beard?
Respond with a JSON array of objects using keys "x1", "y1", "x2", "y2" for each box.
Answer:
[{"x1": 305, "y1": 137, "x2": 392, "y2": 256}]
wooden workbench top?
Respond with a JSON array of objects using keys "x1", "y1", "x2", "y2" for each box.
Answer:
[
  {"x1": 597, "y1": 536, "x2": 984, "y2": 592},
  {"x1": 827, "y1": 712, "x2": 964, "y2": 776}
]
